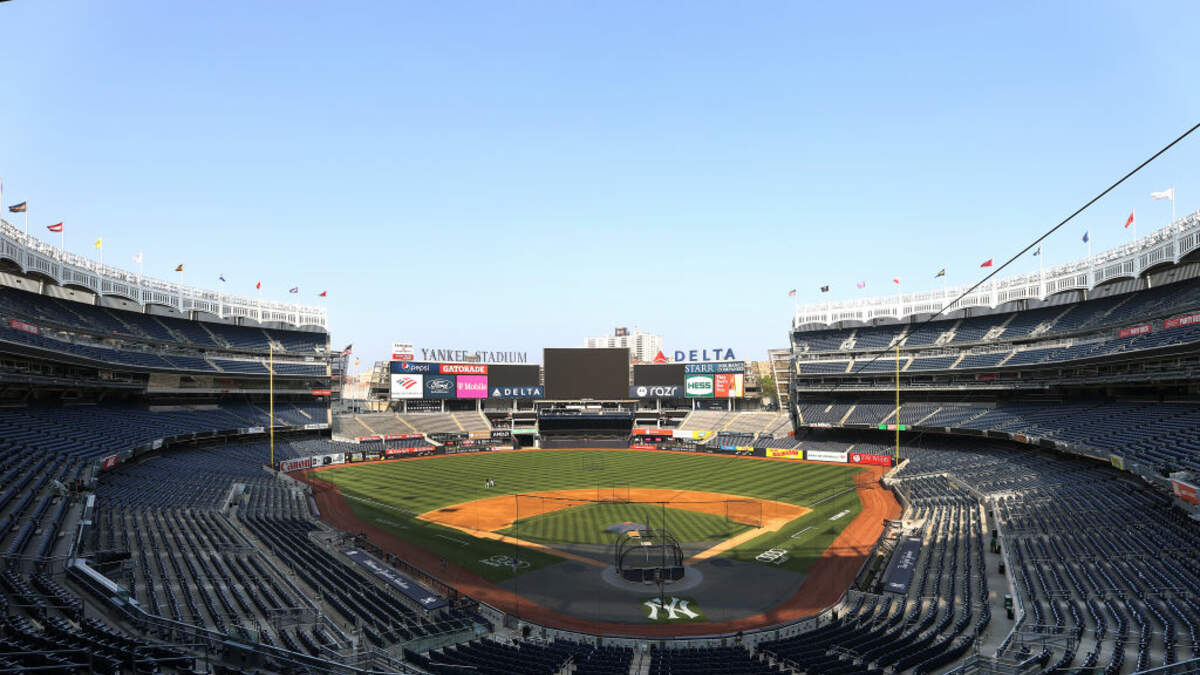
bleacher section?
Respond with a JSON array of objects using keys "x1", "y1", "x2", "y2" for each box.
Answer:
[
  {"x1": 0, "y1": 285, "x2": 328, "y2": 380},
  {"x1": 794, "y1": 399, "x2": 1200, "y2": 473},
  {"x1": 791, "y1": 276, "x2": 1200, "y2": 379}
]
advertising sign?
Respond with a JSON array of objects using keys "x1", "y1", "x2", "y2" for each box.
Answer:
[
  {"x1": 358, "y1": 435, "x2": 382, "y2": 443},
  {"x1": 1109, "y1": 454, "x2": 1125, "y2": 471},
  {"x1": 423, "y1": 375, "x2": 457, "y2": 399},
  {"x1": 806, "y1": 449, "x2": 849, "y2": 463},
  {"x1": 391, "y1": 342, "x2": 415, "y2": 361},
  {"x1": 685, "y1": 374, "x2": 714, "y2": 398},
  {"x1": 1164, "y1": 312, "x2": 1200, "y2": 330},
  {"x1": 1117, "y1": 324, "x2": 1152, "y2": 338},
  {"x1": 850, "y1": 453, "x2": 893, "y2": 466},
  {"x1": 8, "y1": 319, "x2": 38, "y2": 335},
  {"x1": 488, "y1": 385, "x2": 545, "y2": 399},
  {"x1": 456, "y1": 375, "x2": 488, "y2": 399},
  {"x1": 391, "y1": 361, "x2": 438, "y2": 374},
  {"x1": 383, "y1": 433, "x2": 424, "y2": 440},
  {"x1": 630, "y1": 385, "x2": 683, "y2": 398},
  {"x1": 311, "y1": 389, "x2": 333, "y2": 396},
  {"x1": 279, "y1": 457, "x2": 313, "y2": 472},
  {"x1": 767, "y1": 447, "x2": 803, "y2": 459},
  {"x1": 1172, "y1": 480, "x2": 1199, "y2": 506},
  {"x1": 440, "y1": 363, "x2": 489, "y2": 375},
  {"x1": 714, "y1": 373, "x2": 744, "y2": 398},
  {"x1": 674, "y1": 349, "x2": 737, "y2": 362},
  {"x1": 630, "y1": 443, "x2": 658, "y2": 450},
  {"x1": 390, "y1": 373, "x2": 423, "y2": 399},
  {"x1": 101, "y1": 454, "x2": 119, "y2": 470},
  {"x1": 683, "y1": 361, "x2": 745, "y2": 374}
]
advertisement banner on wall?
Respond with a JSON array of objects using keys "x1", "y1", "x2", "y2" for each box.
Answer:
[
  {"x1": 391, "y1": 361, "x2": 438, "y2": 374},
  {"x1": 1109, "y1": 454, "x2": 1125, "y2": 471},
  {"x1": 391, "y1": 373, "x2": 424, "y2": 399},
  {"x1": 806, "y1": 449, "x2": 849, "y2": 463},
  {"x1": 850, "y1": 453, "x2": 893, "y2": 466},
  {"x1": 423, "y1": 375, "x2": 457, "y2": 399},
  {"x1": 391, "y1": 342, "x2": 415, "y2": 360},
  {"x1": 1164, "y1": 312, "x2": 1200, "y2": 330},
  {"x1": 279, "y1": 457, "x2": 313, "y2": 472},
  {"x1": 683, "y1": 361, "x2": 745, "y2": 374},
  {"x1": 630, "y1": 385, "x2": 684, "y2": 398},
  {"x1": 8, "y1": 319, "x2": 38, "y2": 335},
  {"x1": 489, "y1": 385, "x2": 545, "y2": 399},
  {"x1": 766, "y1": 447, "x2": 803, "y2": 459},
  {"x1": 456, "y1": 375, "x2": 488, "y2": 399},
  {"x1": 1117, "y1": 324, "x2": 1152, "y2": 338},
  {"x1": 714, "y1": 373, "x2": 745, "y2": 398},
  {"x1": 1172, "y1": 480, "x2": 1199, "y2": 505},
  {"x1": 685, "y1": 374, "x2": 715, "y2": 398},
  {"x1": 441, "y1": 364, "x2": 488, "y2": 375}
]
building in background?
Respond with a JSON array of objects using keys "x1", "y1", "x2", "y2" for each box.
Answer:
[{"x1": 585, "y1": 327, "x2": 662, "y2": 363}]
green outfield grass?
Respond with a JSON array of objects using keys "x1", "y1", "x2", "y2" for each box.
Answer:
[
  {"x1": 497, "y1": 502, "x2": 750, "y2": 546},
  {"x1": 314, "y1": 449, "x2": 866, "y2": 581}
]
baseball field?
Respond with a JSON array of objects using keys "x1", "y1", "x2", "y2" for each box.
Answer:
[{"x1": 309, "y1": 449, "x2": 867, "y2": 582}]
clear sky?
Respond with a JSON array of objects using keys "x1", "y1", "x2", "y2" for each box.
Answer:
[{"x1": 2, "y1": 1, "x2": 1199, "y2": 370}]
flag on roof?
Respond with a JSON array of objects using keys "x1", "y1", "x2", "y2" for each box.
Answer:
[
  {"x1": 175, "y1": 264, "x2": 183, "y2": 272},
  {"x1": 787, "y1": 289, "x2": 796, "y2": 297},
  {"x1": 319, "y1": 290, "x2": 327, "y2": 297},
  {"x1": 46, "y1": 222, "x2": 62, "y2": 233},
  {"x1": 133, "y1": 251, "x2": 142, "y2": 263},
  {"x1": 935, "y1": 268, "x2": 945, "y2": 278},
  {"x1": 1033, "y1": 247, "x2": 1041, "y2": 257},
  {"x1": 289, "y1": 286, "x2": 299, "y2": 293},
  {"x1": 1151, "y1": 187, "x2": 1174, "y2": 200},
  {"x1": 1082, "y1": 231, "x2": 1089, "y2": 243},
  {"x1": 1124, "y1": 210, "x2": 1135, "y2": 228},
  {"x1": 892, "y1": 278, "x2": 900, "y2": 285},
  {"x1": 8, "y1": 202, "x2": 26, "y2": 213},
  {"x1": 857, "y1": 281, "x2": 866, "y2": 289},
  {"x1": 219, "y1": 274, "x2": 226, "y2": 282},
  {"x1": 819, "y1": 285, "x2": 829, "y2": 292},
  {"x1": 980, "y1": 258, "x2": 993, "y2": 268},
  {"x1": 93, "y1": 238, "x2": 102, "y2": 249},
  {"x1": 341, "y1": 344, "x2": 353, "y2": 356},
  {"x1": 255, "y1": 281, "x2": 261, "y2": 290}
]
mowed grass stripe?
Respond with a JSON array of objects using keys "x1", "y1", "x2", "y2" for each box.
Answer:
[
  {"x1": 319, "y1": 450, "x2": 863, "y2": 516},
  {"x1": 499, "y1": 502, "x2": 749, "y2": 546}
]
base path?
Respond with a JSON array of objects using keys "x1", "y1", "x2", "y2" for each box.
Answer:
[{"x1": 301, "y1": 454, "x2": 899, "y2": 638}]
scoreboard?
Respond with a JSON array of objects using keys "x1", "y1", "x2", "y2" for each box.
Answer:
[
  {"x1": 632, "y1": 361, "x2": 745, "y2": 398},
  {"x1": 389, "y1": 361, "x2": 542, "y2": 400}
]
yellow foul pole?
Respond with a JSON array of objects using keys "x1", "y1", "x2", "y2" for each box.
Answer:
[{"x1": 894, "y1": 340, "x2": 900, "y2": 463}]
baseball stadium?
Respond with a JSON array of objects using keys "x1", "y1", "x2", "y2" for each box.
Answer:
[{"x1": 5, "y1": 3, "x2": 1200, "y2": 674}]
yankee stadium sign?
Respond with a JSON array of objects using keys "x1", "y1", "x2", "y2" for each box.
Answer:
[{"x1": 419, "y1": 348, "x2": 528, "y2": 363}]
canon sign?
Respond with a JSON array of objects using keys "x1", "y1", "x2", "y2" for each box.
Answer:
[{"x1": 631, "y1": 385, "x2": 683, "y2": 398}]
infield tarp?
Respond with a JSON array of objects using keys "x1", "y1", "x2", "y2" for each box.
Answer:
[
  {"x1": 341, "y1": 548, "x2": 447, "y2": 609},
  {"x1": 882, "y1": 535, "x2": 923, "y2": 594}
]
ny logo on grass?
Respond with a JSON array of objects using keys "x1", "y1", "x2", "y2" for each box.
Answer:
[{"x1": 644, "y1": 597, "x2": 699, "y2": 621}]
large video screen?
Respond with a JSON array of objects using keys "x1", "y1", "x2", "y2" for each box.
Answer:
[
  {"x1": 543, "y1": 348, "x2": 629, "y2": 400},
  {"x1": 633, "y1": 364, "x2": 685, "y2": 386},
  {"x1": 488, "y1": 365, "x2": 541, "y2": 387}
]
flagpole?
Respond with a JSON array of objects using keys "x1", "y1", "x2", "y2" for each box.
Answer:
[{"x1": 1172, "y1": 186, "x2": 1176, "y2": 223}]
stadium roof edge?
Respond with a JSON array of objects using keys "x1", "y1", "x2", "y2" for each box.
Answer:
[
  {"x1": 794, "y1": 209, "x2": 1200, "y2": 329},
  {"x1": 0, "y1": 218, "x2": 327, "y2": 330}
]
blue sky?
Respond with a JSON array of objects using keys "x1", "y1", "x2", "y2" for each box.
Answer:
[{"x1": 2, "y1": 1, "x2": 1199, "y2": 370}]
